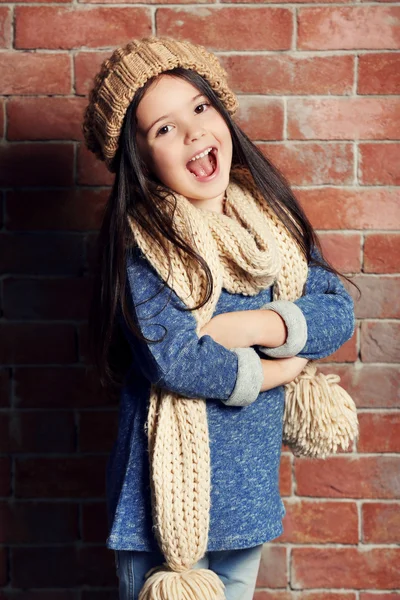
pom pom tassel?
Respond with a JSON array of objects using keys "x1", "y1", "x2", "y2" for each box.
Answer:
[
  {"x1": 283, "y1": 364, "x2": 359, "y2": 459},
  {"x1": 138, "y1": 564, "x2": 226, "y2": 600}
]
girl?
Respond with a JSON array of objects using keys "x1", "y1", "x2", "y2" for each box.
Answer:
[{"x1": 83, "y1": 37, "x2": 356, "y2": 600}]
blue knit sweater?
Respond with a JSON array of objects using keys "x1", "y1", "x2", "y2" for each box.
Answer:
[{"x1": 105, "y1": 244, "x2": 355, "y2": 551}]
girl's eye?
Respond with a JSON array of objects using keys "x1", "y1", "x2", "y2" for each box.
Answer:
[
  {"x1": 194, "y1": 103, "x2": 210, "y2": 114},
  {"x1": 156, "y1": 124, "x2": 173, "y2": 136}
]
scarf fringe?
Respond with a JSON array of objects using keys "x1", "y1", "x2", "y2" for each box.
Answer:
[
  {"x1": 139, "y1": 565, "x2": 226, "y2": 600},
  {"x1": 283, "y1": 364, "x2": 359, "y2": 458}
]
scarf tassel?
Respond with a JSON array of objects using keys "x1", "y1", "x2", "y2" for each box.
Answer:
[
  {"x1": 283, "y1": 364, "x2": 359, "y2": 459},
  {"x1": 139, "y1": 564, "x2": 226, "y2": 600}
]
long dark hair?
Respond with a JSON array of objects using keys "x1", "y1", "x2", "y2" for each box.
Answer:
[{"x1": 88, "y1": 67, "x2": 355, "y2": 396}]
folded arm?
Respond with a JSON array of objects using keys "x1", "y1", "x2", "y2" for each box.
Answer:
[
  {"x1": 258, "y1": 258, "x2": 355, "y2": 360},
  {"x1": 121, "y1": 247, "x2": 264, "y2": 407}
]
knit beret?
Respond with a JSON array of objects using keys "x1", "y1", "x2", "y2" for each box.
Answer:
[{"x1": 82, "y1": 36, "x2": 239, "y2": 172}]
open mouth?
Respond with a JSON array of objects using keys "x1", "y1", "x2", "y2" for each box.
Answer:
[{"x1": 186, "y1": 147, "x2": 218, "y2": 179}]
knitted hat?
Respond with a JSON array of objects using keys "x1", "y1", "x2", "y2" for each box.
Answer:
[{"x1": 82, "y1": 36, "x2": 239, "y2": 172}]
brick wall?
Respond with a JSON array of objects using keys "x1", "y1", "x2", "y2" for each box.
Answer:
[{"x1": 0, "y1": 2, "x2": 399, "y2": 599}]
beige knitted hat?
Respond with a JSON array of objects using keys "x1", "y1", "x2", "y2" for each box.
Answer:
[{"x1": 82, "y1": 36, "x2": 239, "y2": 172}]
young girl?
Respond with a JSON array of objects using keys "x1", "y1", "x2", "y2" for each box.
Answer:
[{"x1": 83, "y1": 37, "x2": 356, "y2": 600}]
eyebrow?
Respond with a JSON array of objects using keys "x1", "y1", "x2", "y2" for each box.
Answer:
[{"x1": 146, "y1": 93, "x2": 205, "y2": 134}]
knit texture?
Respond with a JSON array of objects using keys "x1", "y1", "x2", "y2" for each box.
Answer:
[
  {"x1": 82, "y1": 36, "x2": 239, "y2": 172},
  {"x1": 127, "y1": 166, "x2": 358, "y2": 599}
]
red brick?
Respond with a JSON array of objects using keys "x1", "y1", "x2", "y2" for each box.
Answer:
[
  {"x1": 360, "y1": 595, "x2": 400, "y2": 600},
  {"x1": 74, "y1": 51, "x2": 109, "y2": 95},
  {"x1": 6, "y1": 188, "x2": 108, "y2": 231},
  {"x1": 0, "y1": 457, "x2": 11, "y2": 496},
  {"x1": 359, "y1": 53, "x2": 400, "y2": 94},
  {"x1": 292, "y1": 547, "x2": 400, "y2": 589},
  {"x1": 259, "y1": 143, "x2": 353, "y2": 186},
  {"x1": 0, "y1": 143, "x2": 73, "y2": 187},
  {"x1": 15, "y1": 7, "x2": 151, "y2": 49},
  {"x1": 363, "y1": 502, "x2": 400, "y2": 544},
  {"x1": 82, "y1": 502, "x2": 109, "y2": 543},
  {"x1": 14, "y1": 367, "x2": 113, "y2": 409},
  {"x1": 0, "y1": 98, "x2": 4, "y2": 138},
  {"x1": 358, "y1": 413, "x2": 400, "y2": 453},
  {"x1": 78, "y1": 545, "x2": 118, "y2": 587},
  {"x1": 11, "y1": 547, "x2": 79, "y2": 587},
  {"x1": 0, "y1": 501, "x2": 78, "y2": 543},
  {"x1": 351, "y1": 275, "x2": 400, "y2": 319},
  {"x1": 278, "y1": 500, "x2": 358, "y2": 544},
  {"x1": 0, "y1": 411, "x2": 75, "y2": 453},
  {"x1": 0, "y1": 368, "x2": 11, "y2": 407},
  {"x1": 295, "y1": 456, "x2": 400, "y2": 499},
  {"x1": 15, "y1": 456, "x2": 107, "y2": 498},
  {"x1": 0, "y1": 547, "x2": 7, "y2": 586},
  {"x1": 320, "y1": 329, "x2": 357, "y2": 364},
  {"x1": 0, "y1": 7, "x2": 11, "y2": 47},
  {"x1": 0, "y1": 52, "x2": 71, "y2": 94},
  {"x1": 288, "y1": 97, "x2": 400, "y2": 140},
  {"x1": 0, "y1": 413, "x2": 9, "y2": 452},
  {"x1": 157, "y1": 8, "x2": 293, "y2": 51},
  {"x1": 82, "y1": 594, "x2": 118, "y2": 600},
  {"x1": 77, "y1": 144, "x2": 114, "y2": 186},
  {"x1": 82, "y1": 0, "x2": 207, "y2": 4},
  {"x1": 236, "y1": 98, "x2": 284, "y2": 140},
  {"x1": 256, "y1": 546, "x2": 287, "y2": 588},
  {"x1": 0, "y1": 233, "x2": 84, "y2": 275},
  {"x1": 254, "y1": 593, "x2": 292, "y2": 600},
  {"x1": 86, "y1": 232, "x2": 100, "y2": 274},
  {"x1": 319, "y1": 364, "x2": 400, "y2": 409},
  {"x1": 279, "y1": 453, "x2": 292, "y2": 496},
  {"x1": 7, "y1": 97, "x2": 87, "y2": 141},
  {"x1": 359, "y1": 143, "x2": 400, "y2": 185},
  {"x1": 13, "y1": 546, "x2": 115, "y2": 589},
  {"x1": 79, "y1": 410, "x2": 118, "y2": 453},
  {"x1": 364, "y1": 233, "x2": 400, "y2": 274},
  {"x1": 318, "y1": 233, "x2": 361, "y2": 273},
  {"x1": 224, "y1": 0, "x2": 349, "y2": 3},
  {"x1": 297, "y1": 188, "x2": 400, "y2": 230},
  {"x1": 0, "y1": 593, "x2": 80, "y2": 600},
  {"x1": 298, "y1": 595, "x2": 356, "y2": 600},
  {"x1": 361, "y1": 321, "x2": 400, "y2": 363},
  {"x1": 78, "y1": 322, "x2": 90, "y2": 364},
  {"x1": 3, "y1": 277, "x2": 93, "y2": 320},
  {"x1": 220, "y1": 54, "x2": 353, "y2": 95},
  {"x1": 0, "y1": 323, "x2": 76, "y2": 365},
  {"x1": 298, "y1": 7, "x2": 400, "y2": 50}
]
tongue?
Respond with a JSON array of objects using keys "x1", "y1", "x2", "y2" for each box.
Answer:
[{"x1": 187, "y1": 153, "x2": 214, "y2": 178}]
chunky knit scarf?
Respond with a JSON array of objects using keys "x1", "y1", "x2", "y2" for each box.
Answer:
[{"x1": 127, "y1": 167, "x2": 358, "y2": 600}]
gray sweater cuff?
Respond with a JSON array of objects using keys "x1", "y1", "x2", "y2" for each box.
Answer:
[
  {"x1": 258, "y1": 300, "x2": 308, "y2": 358},
  {"x1": 221, "y1": 347, "x2": 263, "y2": 407}
]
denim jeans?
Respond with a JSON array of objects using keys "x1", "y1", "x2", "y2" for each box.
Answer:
[{"x1": 115, "y1": 544, "x2": 264, "y2": 600}]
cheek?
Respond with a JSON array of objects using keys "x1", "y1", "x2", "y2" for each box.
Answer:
[
  {"x1": 149, "y1": 148, "x2": 183, "y2": 185},
  {"x1": 213, "y1": 118, "x2": 232, "y2": 145},
  {"x1": 218, "y1": 124, "x2": 233, "y2": 155},
  {"x1": 151, "y1": 148, "x2": 172, "y2": 173}
]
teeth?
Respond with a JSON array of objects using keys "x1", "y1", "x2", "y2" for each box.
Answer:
[{"x1": 189, "y1": 147, "x2": 213, "y2": 162}]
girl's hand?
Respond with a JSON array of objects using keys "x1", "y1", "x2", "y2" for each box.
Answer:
[
  {"x1": 199, "y1": 309, "x2": 287, "y2": 350},
  {"x1": 199, "y1": 311, "x2": 257, "y2": 349},
  {"x1": 260, "y1": 356, "x2": 309, "y2": 392}
]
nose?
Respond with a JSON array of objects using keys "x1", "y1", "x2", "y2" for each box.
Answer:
[{"x1": 184, "y1": 119, "x2": 206, "y2": 144}]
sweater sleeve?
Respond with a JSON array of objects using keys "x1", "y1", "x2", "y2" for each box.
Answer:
[
  {"x1": 258, "y1": 252, "x2": 355, "y2": 361},
  {"x1": 293, "y1": 262, "x2": 355, "y2": 360},
  {"x1": 121, "y1": 247, "x2": 263, "y2": 405}
]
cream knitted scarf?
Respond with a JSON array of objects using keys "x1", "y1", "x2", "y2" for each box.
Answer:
[{"x1": 127, "y1": 166, "x2": 358, "y2": 600}]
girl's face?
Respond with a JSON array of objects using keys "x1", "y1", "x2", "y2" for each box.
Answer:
[{"x1": 135, "y1": 74, "x2": 233, "y2": 212}]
